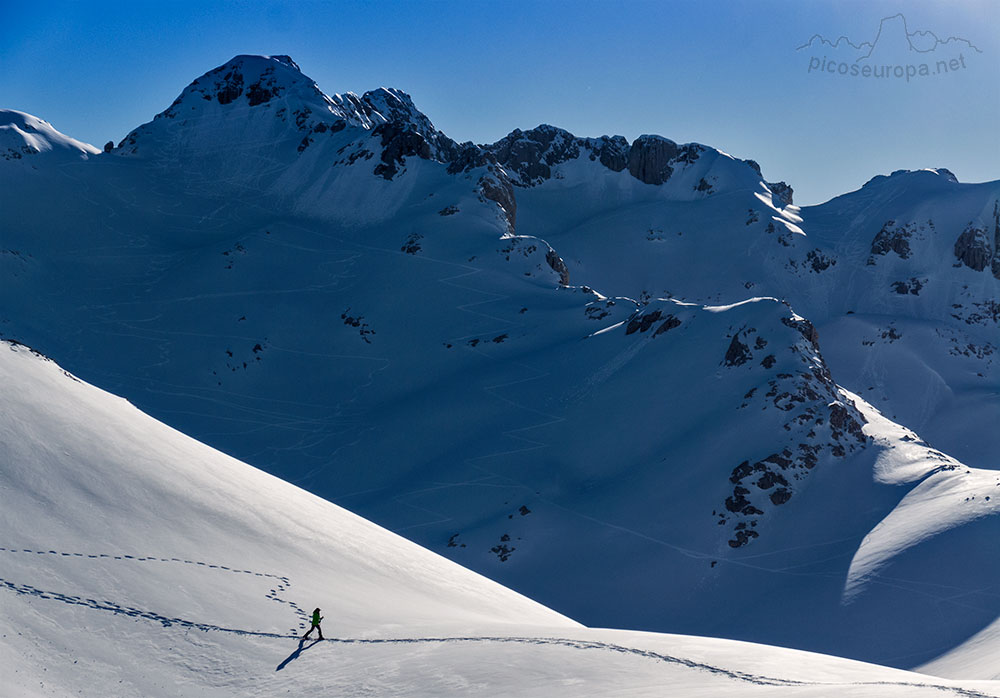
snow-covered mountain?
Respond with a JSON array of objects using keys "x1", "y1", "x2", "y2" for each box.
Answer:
[
  {"x1": 2, "y1": 54, "x2": 997, "y2": 677},
  {"x1": 3, "y1": 341, "x2": 997, "y2": 697},
  {"x1": 1, "y1": 109, "x2": 100, "y2": 162}
]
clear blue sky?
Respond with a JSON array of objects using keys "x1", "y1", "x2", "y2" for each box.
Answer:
[{"x1": 2, "y1": 0, "x2": 997, "y2": 204}]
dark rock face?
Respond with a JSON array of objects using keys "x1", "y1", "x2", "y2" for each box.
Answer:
[
  {"x1": 869, "y1": 220, "x2": 914, "y2": 261},
  {"x1": 360, "y1": 87, "x2": 459, "y2": 165},
  {"x1": 478, "y1": 172, "x2": 517, "y2": 231},
  {"x1": 401, "y1": 233, "x2": 422, "y2": 254},
  {"x1": 463, "y1": 128, "x2": 710, "y2": 190},
  {"x1": 768, "y1": 182, "x2": 794, "y2": 207},
  {"x1": 545, "y1": 249, "x2": 570, "y2": 286},
  {"x1": 372, "y1": 122, "x2": 433, "y2": 180},
  {"x1": 675, "y1": 143, "x2": 702, "y2": 165},
  {"x1": 769, "y1": 488, "x2": 792, "y2": 505},
  {"x1": 589, "y1": 135, "x2": 630, "y2": 172},
  {"x1": 627, "y1": 135, "x2": 679, "y2": 185},
  {"x1": 215, "y1": 68, "x2": 245, "y2": 105},
  {"x1": 829, "y1": 402, "x2": 866, "y2": 444},
  {"x1": 626, "y1": 309, "x2": 663, "y2": 335},
  {"x1": 297, "y1": 119, "x2": 346, "y2": 153},
  {"x1": 781, "y1": 316, "x2": 820, "y2": 351},
  {"x1": 446, "y1": 143, "x2": 491, "y2": 175},
  {"x1": 891, "y1": 278, "x2": 925, "y2": 295},
  {"x1": 954, "y1": 221, "x2": 994, "y2": 272},
  {"x1": 624, "y1": 310, "x2": 683, "y2": 337},
  {"x1": 653, "y1": 315, "x2": 682, "y2": 336},
  {"x1": 358, "y1": 89, "x2": 465, "y2": 180},
  {"x1": 451, "y1": 127, "x2": 718, "y2": 231},
  {"x1": 103, "y1": 141, "x2": 114, "y2": 153},
  {"x1": 490, "y1": 542, "x2": 515, "y2": 562},
  {"x1": 486, "y1": 125, "x2": 581, "y2": 186},
  {"x1": 725, "y1": 485, "x2": 762, "y2": 516},
  {"x1": 805, "y1": 249, "x2": 836, "y2": 273},
  {"x1": 724, "y1": 335, "x2": 753, "y2": 366},
  {"x1": 441, "y1": 126, "x2": 722, "y2": 224},
  {"x1": 247, "y1": 80, "x2": 278, "y2": 106}
]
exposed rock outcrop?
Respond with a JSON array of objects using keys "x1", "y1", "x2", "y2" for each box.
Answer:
[
  {"x1": 767, "y1": 182, "x2": 794, "y2": 207},
  {"x1": 485, "y1": 125, "x2": 581, "y2": 186},
  {"x1": 954, "y1": 223, "x2": 993, "y2": 272},
  {"x1": 545, "y1": 249, "x2": 570, "y2": 286},
  {"x1": 372, "y1": 122, "x2": 433, "y2": 180},
  {"x1": 724, "y1": 335, "x2": 753, "y2": 366},
  {"x1": 626, "y1": 135, "x2": 680, "y2": 185},
  {"x1": 868, "y1": 220, "x2": 915, "y2": 262},
  {"x1": 954, "y1": 202, "x2": 1000, "y2": 279},
  {"x1": 721, "y1": 316, "x2": 868, "y2": 548},
  {"x1": 588, "y1": 135, "x2": 629, "y2": 172},
  {"x1": 478, "y1": 170, "x2": 518, "y2": 232}
]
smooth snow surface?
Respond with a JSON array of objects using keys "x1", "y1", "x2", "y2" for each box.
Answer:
[
  {"x1": 2, "y1": 343, "x2": 998, "y2": 697},
  {"x1": 0, "y1": 109, "x2": 99, "y2": 161}
]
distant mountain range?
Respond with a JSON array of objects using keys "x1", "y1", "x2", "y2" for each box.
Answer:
[{"x1": 2, "y1": 54, "x2": 997, "y2": 676}]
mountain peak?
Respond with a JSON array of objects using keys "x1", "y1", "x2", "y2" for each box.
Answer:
[
  {"x1": 114, "y1": 55, "x2": 456, "y2": 167},
  {"x1": 360, "y1": 87, "x2": 418, "y2": 120},
  {"x1": 861, "y1": 167, "x2": 960, "y2": 190},
  {"x1": 0, "y1": 109, "x2": 99, "y2": 162},
  {"x1": 115, "y1": 55, "x2": 366, "y2": 157},
  {"x1": 225, "y1": 53, "x2": 300, "y2": 70},
  {"x1": 358, "y1": 86, "x2": 450, "y2": 148},
  {"x1": 262, "y1": 53, "x2": 299, "y2": 70},
  {"x1": 158, "y1": 53, "x2": 318, "y2": 115}
]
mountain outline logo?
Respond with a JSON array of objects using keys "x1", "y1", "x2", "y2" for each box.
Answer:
[
  {"x1": 798, "y1": 13, "x2": 982, "y2": 81},
  {"x1": 796, "y1": 13, "x2": 982, "y2": 62}
]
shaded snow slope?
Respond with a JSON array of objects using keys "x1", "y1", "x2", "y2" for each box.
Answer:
[
  {"x1": 2, "y1": 342, "x2": 998, "y2": 697},
  {"x1": 2, "y1": 155, "x2": 998, "y2": 671},
  {"x1": 512, "y1": 161, "x2": 999, "y2": 468}
]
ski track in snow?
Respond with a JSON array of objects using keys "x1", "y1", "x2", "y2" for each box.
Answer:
[
  {"x1": 0, "y1": 545, "x2": 309, "y2": 635},
  {"x1": 0, "y1": 545, "x2": 992, "y2": 696}
]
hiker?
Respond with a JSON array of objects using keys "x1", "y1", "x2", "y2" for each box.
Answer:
[{"x1": 303, "y1": 607, "x2": 324, "y2": 640}]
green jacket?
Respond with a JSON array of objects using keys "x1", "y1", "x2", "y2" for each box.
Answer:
[{"x1": 311, "y1": 611, "x2": 322, "y2": 625}]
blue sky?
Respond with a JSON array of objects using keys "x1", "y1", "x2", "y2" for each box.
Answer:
[{"x1": 2, "y1": 0, "x2": 997, "y2": 204}]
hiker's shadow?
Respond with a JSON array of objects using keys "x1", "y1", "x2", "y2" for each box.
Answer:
[{"x1": 276, "y1": 637, "x2": 323, "y2": 671}]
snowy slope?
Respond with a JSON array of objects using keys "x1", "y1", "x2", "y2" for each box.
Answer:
[
  {"x1": 3, "y1": 341, "x2": 999, "y2": 697},
  {"x1": 794, "y1": 171, "x2": 999, "y2": 469},
  {"x1": 510, "y1": 158, "x2": 998, "y2": 469},
  {"x1": 0, "y1": 110, "x2": 100, "y2": 162},
  {"x1": 2, "y1": 54, "x2": 998, "y2": 676},
  {"x1": 0, "y1": 339, "x2": 570, "y2": 694}
]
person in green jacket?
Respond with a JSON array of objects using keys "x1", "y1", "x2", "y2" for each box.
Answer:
[{"x1": 303, "y1": 608, "x2": 324, "y2": 641}]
